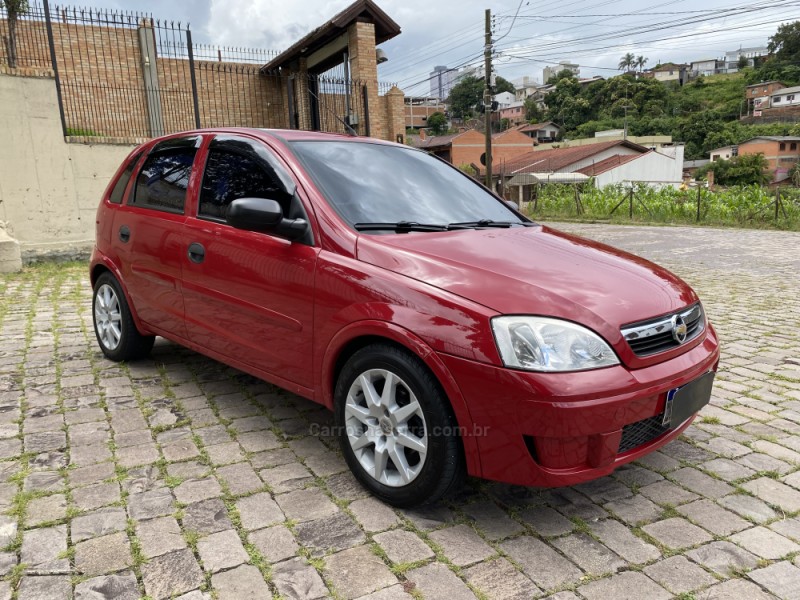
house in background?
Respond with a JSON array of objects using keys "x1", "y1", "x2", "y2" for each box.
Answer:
[
  {"x1": 499, "y1": 102, "x2": 526, "y2": 127},
  {"x1": 486, "y1": 140, "x2": 685, "y2": 203},
  {"x1": 690, "y1": 59, "x2": 723, "y2": 77},
  {"x1": 494, "y1": 91, "x2": 516, "y2": 110},
  {"x1": 648, "y1": 63, "x2": 689, "y2": 84},
  {"x1": 410, "y1": 128, "x2": 534, "y2": 168},
  {"x1": 515, "y1": 121, "x2": 561, "y2": 143},
  {"x1": 404, "y1": 96, "x2": 447, "y2": 129},
  {"x1": 710, "y1": 146, "x2": 736, "y2": 162},
  {"x1": 708, "y1": 137, "x2": 800, "y2": 183},
  {"x1": 736, "y1": 136, "x2": 800, "y2": 183},
  {"x1": 724, "y1": 46, "x2": 769, "y2": 72},
  {"x1": 745, "y1": 80, "x2": 786, "y2": 116},
  {"x1": 770, "y1": 85, "x2": 800, "y2": 109}
]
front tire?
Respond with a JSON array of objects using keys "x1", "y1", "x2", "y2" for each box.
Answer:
[
  {"x1": 334, "y1": 343, "x2": 464, "y2": 507},
  {"x1": 92, "y1": 272, "x2": 155, "y2": 362}
]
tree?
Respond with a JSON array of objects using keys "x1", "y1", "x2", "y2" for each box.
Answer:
[
  {"x1": 446, "y1": 74, "x2": 515, "y2": 120},
  {"x1": 737, "y1": 54, "x2": 749, "y2": 70},
  {"x1": 635, "y1": 56, "x2": 648, "y2": 72},
  {"x1": 768, "y1": 21, "x2": 800, "y2": 63},
  {"x1": 618, "y1": 52, "x2": 636, "y2": 71},
  {"x1": 426, "y1": 111, "x2": 448, "y2": 136},
  {"x1": 523, "y1": 96, "x2": 544, "y2": 123},
  {"x1": 1, "y1": 0, "x2": 29, "y2": 69},
  {"x1": 696, "y1": 153, "x2": 771, "y2": 186}
]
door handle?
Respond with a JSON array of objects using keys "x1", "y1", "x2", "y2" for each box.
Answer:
[
  {"x1": 187, "y1": 242, "x2": 205, "y2": 264},
  {"x1": 119, "y1": 225, "x2": 131, "y2": 243}
]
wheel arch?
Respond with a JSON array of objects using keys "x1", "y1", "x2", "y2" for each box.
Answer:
[
  {"x1": 321, "y1": 321, "x2": 482, "y2": 477},
  {"x1": 90, "y1": 258, "x2": 152, "y2": 336}
]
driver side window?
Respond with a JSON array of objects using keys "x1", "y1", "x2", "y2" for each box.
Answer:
[{"x1": 199, "y1": 141, "x2": 286, "y2": 221}]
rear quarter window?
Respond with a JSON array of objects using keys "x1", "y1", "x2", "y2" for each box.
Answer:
[{"x1": 108, "y1": 151, "x2": 141, "y2": 204}]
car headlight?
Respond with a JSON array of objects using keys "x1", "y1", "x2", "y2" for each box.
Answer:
[{"x1": 491, "y1": 316, "x2": 619, "y2": 372}]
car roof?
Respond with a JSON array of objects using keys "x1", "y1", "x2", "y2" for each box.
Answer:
[{"x1": 148, "y1": 127, "x2": 396, "y2": 146}]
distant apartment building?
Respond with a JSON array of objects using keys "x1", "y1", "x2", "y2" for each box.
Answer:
[
  {"x1": 494, "y1": 91, "x2": 516, "y2": 110},
  {"x1": 543, "y1": 61, "x2": 580, "y2": 83},
  {"x1": 724, "y1": 46, "x2": 769, "y2": 72},
  {"x1": 429, "y1": 65, "x2": 457, "y2": 100}
]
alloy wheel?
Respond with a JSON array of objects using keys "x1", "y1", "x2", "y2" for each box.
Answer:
[
  {"x1": 344, "y1": 368, "x2": 428, "y2": 487},
  {"x1": 94, "y1": 283, "x2": 122, "y2": 351}
]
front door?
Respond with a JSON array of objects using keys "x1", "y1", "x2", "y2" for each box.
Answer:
[{"x1": 181, "y1": 135, "x2": 318, "y2": 389}]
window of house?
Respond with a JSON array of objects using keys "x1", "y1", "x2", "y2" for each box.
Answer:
[
  {"x1": 791, "y1": 143, "x2": 798, "y2": 151},
  {"x1": 788, "y1": 95, "x2": 796, "y2": 101},
  {"x1": 780, "y1": 143, "x2": 786, "y2": 151},
  {"x1": 199, "y1": 143, "x2": 287, "y2": 221},
  {"x1": 132, "y1": 137, "x2": 199, "y2": 213},
  {"x1": 775, "y1": 96, "x2": 782, "y2": 103},
  {"x1": 109, "y1": 151, "x2": 141, "y2": 204}
]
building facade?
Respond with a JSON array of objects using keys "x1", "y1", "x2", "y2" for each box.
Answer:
[
  {"x1": 429, "y1": 65, "x2": 456, "y2": 100},
  {"x1": 543, "y1": 61, "x2": 579, "y2": 83}
]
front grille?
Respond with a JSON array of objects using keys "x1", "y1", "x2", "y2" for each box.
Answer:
[
  {"x1": 618, "y1": 415, "x2": 670, "y2": 453},
  {"x1": 622, "y1": 304, "x2": 704, "y2": 357}
]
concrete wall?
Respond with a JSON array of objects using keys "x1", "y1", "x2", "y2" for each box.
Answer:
[{"x1": 0, "y1": 72, "x2": 136, "y2": 257}]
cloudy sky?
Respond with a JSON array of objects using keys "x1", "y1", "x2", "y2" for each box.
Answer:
[{"x1": 83, "y1": 0, "x2": 795, "y2": 93}]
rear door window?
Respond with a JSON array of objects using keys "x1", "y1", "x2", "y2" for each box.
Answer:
[{"x1": 132, "y1": 137, "x2": 200, "y2": 213}]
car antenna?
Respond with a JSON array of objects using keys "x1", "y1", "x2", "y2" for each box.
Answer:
[{"x1": 305, "y1": 87, "x2": 358, "y2": 137}]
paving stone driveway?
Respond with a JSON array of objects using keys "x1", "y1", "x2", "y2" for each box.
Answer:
[{"x1": 0, "y1": 222, "x2": 799, "y2": 600}]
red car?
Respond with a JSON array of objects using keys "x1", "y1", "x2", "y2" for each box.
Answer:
[{"x1": 91, "y1": 128, "x2": 719, "y2": 507}]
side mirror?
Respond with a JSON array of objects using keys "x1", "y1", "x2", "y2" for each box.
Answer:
[{"x1": 226, "y1": 197, "x2": 308, "y2": 240}]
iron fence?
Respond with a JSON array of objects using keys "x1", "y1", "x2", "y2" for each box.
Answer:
[
  {"x1": 1, "y1": 1, "x2": 398, "y2": 140},
  {"x1": 0, "y1": 2, "x2": 52, "y2": 68}
]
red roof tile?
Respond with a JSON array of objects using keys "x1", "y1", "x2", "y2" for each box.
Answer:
[
  {"x1": 576, "y1": 153, "x2": 642, "y2": 176},
  {"x1": 498, "y1": 140, "x2": 649, "y2": 174}
]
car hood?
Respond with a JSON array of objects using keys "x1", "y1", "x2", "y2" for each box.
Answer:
[{"x1": 355, "y1": 225, "x2": 699, "y2": 345}]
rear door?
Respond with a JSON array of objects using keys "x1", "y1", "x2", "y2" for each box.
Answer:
[
  {"x1": 181, "y1": 134, "x2": 319, "y2": 389},
  {"x1": 113, "y1": 136, "x2": 201, "y2": 339}
]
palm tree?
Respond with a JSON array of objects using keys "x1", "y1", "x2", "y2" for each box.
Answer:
[
  {"x1": 636, "y1": 56, "x2": 648, "y2": 72},
  {"x1": 618, "y1": 52, "x2": 635, "y2": 72}
]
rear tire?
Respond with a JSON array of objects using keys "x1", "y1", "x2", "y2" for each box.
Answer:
[
  {"x1": 92, "y1": 272, "x2": 155, "y2": 362},
  {"x1": 334, "y1": 343, "x2": 464, "y2": 507}
]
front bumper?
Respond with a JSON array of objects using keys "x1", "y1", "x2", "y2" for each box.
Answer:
[{"x1": 440, "y1": 324, "x2": 720, "y2": 487}]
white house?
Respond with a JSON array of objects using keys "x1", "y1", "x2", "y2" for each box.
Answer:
[
  {"x1": 709, "y1": 146, "x2": 735, "y2": 161},
  {"x1": 578, "y1": 146, "x2": 685, "y2": 188},
  {"x1": 770, "y1": 85, "x2": 800, "y2": 108},
  {"x1": 494, "y1": 91, "x2": 516, "y2": 109}
]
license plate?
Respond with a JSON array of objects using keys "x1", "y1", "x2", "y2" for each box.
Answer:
[{"x1": 662, "y1": 371, "x2": 715, "y2": 429}]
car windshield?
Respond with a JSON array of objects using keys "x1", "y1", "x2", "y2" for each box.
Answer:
[{"x1": 288, "y1": 140, "x2": 525, "y2": 230}]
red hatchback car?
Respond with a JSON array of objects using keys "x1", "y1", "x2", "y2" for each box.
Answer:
[{"x1": 91, "y1": 128, "x2": 720, "y2": 506}]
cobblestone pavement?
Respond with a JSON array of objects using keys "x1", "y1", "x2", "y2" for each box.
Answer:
[{"x1": 0, "y1": 223, "x2": 799, "y2": 600}]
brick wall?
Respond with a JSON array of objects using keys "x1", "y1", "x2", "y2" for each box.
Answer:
[{"x1": 1, "y1": 14, "x2": 400, "y2": 142}]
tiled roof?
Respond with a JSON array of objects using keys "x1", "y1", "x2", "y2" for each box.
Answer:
[
  {"x1": 498, "y1": 140, "x2": 648, "y2": 174},
  {"x1": 516, "y1": 121, "x2": 558, "y2": 132},
  {"x1": 411, "y1": 132, "x2": 463, "y2": 149},
  {"x1": 576, "y1": 153, "x2": 642, "y2": 176}
]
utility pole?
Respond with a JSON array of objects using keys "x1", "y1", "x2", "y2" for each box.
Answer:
[{"x1": 484, "y1": 8, "x2": 493, "y2": 188}]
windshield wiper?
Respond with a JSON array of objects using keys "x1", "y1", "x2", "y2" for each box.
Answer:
[
  {"x1": 447, "y1": 219, "x2": 520, "y2": 229},
  {"x1": 354, "y1": 221, "x2": 452, "y2": 233}
]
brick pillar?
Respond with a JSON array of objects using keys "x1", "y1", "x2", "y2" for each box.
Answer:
[
  {"x1": 385, "y1": 85, "x2": 405, "y2": 143},
  {"x1": 347, "y1": 21, "x2": 382, "y2": 139},
  {"x1": 293, "y1": 58, "x2": 313, "y2": 131}
]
